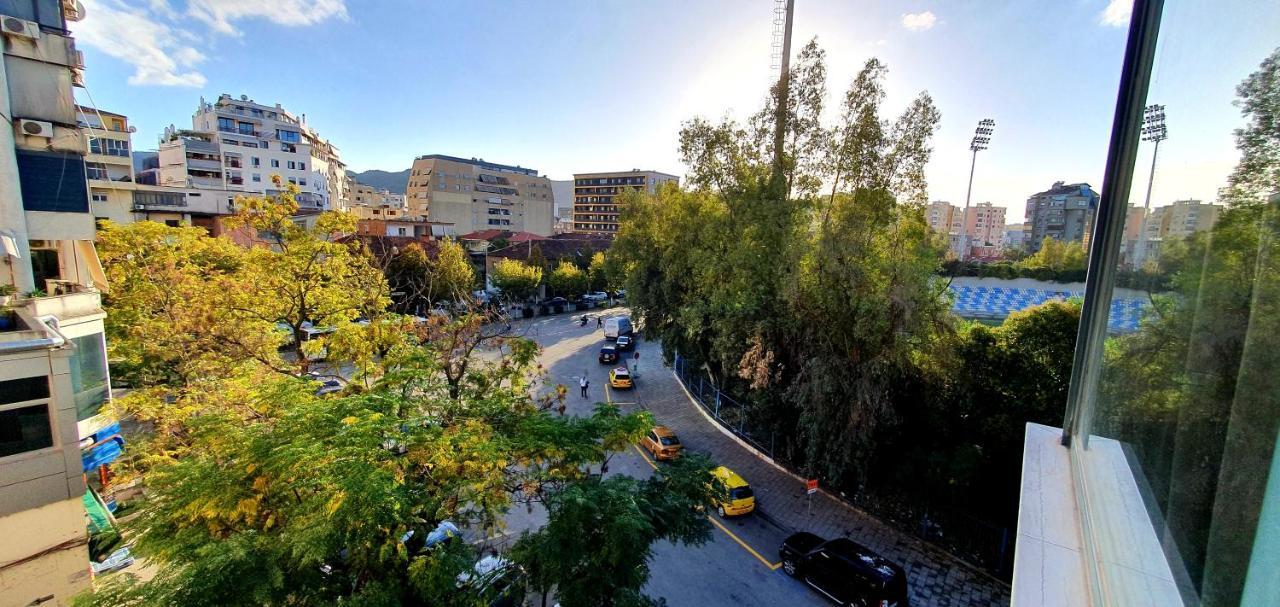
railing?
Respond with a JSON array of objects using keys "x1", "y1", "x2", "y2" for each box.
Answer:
[{"x1": 671, "y1": 353, "x2": 1014, "y2": 579}]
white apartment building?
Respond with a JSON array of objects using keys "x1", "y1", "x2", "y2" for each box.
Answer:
[
  {"x1": 964, "y1": 202, "x2": 1006, "y2": 248},
  {"x1": 925, "y1": 201, "x2": 962, "y2": 235},
  {"x1": 2, "y1": 2, "x2": 121, "y2": 604},
  {"x1": 159, "y1": 94, "x2": 350, "y2": 212},
  {"x1": 78, "y1": 107, "x2": 228, "y2": 232}
]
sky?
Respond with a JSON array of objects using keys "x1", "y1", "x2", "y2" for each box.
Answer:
[{"x1": 72, "y1": 0, "x2": 1279, "y2": 221}]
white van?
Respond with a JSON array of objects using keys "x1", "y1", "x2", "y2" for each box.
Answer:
[{"x1": 603, "y1": 316, "x2": 632, "y2": 340}]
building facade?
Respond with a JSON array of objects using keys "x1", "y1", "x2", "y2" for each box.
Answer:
[
  {"x1": 964, "y1": 202, "x2": 1006, "y2": 248},
  {"x1": 351, "y1": 182, "x2": 406, "y2": 209},
  {"x1": 1146, "y1": 198, "x2": 1222, "y2": 241},
  {"x1": 1, "y1": 2, "x2": 120, "y2": 604},
  {"x1": 571, "y1": 170, "x2": 678, "y2": 234},
  {"x1": 925, "y1": 200, "x2": 962, "y2": 235},
  {"x1": 405, "y1": 155, "x2": 555, "y2": 236},
  {"x1": 159, "y1": 94, "x2": 349, "y2": 212},
  {"x1": 1023, "y1": 181, "x2": 1099, "y2": 252}
]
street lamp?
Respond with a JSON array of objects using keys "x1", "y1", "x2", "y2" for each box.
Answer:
[
  {"x1": 961, "y1": 118, "x2": 995, "y2": 261},
  {"x1": 1134, "y1": 104, "x2": 1167, "y2": 270}
]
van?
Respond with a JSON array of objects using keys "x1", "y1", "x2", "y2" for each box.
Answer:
[{"x1": 603, "y1": 316, "x2": 632, "y2": 340}]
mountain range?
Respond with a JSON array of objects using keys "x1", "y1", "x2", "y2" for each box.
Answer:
[{"x1": 347, "y1": 168, "x2": 410, "y2": 194}]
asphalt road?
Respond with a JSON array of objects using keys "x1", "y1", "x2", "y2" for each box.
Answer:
[{"x1": 503, "y1": 309, "x2": 828, "y2": 607}]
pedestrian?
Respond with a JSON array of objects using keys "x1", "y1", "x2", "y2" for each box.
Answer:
[
  {"x1": 596, "y1": 316, "x2": 602, "y2": 328},
  {"x1": 579, "y1": 376, "x2": 589, "y2": 398},
  {"x1": 634, "y1": 351, "x2": 640, "y2": 361}
]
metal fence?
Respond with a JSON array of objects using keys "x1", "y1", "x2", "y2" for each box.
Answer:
[{"x1": 671, "y1": 353, "x2": 1013, "y2": 579}]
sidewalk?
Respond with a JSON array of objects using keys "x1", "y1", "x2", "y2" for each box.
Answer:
[{"x1": 633, "y1": 343, "x2": 1011, "y2": 607}]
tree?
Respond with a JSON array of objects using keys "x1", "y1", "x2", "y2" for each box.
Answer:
[
  {"x1": 1017, "y1": 237, "x2": 1088, "y2": 273},
  {"x1": 512, "y1": 455, "x2": 720, "y2": 607},
  {"x1": 548, "y1": 260, "x2": 588, "y2": 299},
  {"x1": 587, "y1": 251, "x2": 609, "y2": 292},
  {"x1": 490, "y1": 257, "x2": 542, "y2": 303}
]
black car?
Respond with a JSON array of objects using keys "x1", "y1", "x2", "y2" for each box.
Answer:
[
  {"x1": 778, "y1": 532, "x2": 910, "y2": 607},
  {"x1": 615, "y1": 334, "x2": 635, "y2": 351},
  {"x1": 599, "y1": 345, "x2": 619, "y2": 364}
]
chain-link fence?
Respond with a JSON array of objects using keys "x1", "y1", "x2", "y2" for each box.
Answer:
[{"x1": 672, "y1": 353, "x2": 1013, "y2": 579}]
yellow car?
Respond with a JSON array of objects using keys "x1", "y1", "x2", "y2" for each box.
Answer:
[
  {"x1": 609, "y1": 366, "x2": 633, "y2": 389},
  {"x1": 711, "y1": 466, "x2": 756, "y2": 517},
  {"x1": 641, "y1": 426, "x2": 683, "y2": 461}
]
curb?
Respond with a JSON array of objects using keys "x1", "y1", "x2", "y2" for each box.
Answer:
[{"x1": 668, "y1": 368, "x2": 1012, "y2": 591}]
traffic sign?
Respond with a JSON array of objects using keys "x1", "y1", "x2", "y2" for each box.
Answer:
[{"x1": 806, "y1": 479, "x2": 818, "y2": 494}]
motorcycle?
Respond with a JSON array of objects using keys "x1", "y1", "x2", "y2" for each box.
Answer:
[{"x1": 579, "y1": 315, "x2": 590, "y2": 327}]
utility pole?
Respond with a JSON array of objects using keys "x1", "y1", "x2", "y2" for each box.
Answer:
[
  {"x1": 960, "y1": 118, "x2": 995, "y2": 261},
  {"x1": 770, "y1": 0, "x2": 795, "y2": 182},
  {"x1": 1134, "y1": 104, "x2": 1166, "y2": 270}
]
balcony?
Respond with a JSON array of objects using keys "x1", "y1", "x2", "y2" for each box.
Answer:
[{"x1": 187, "y1": 158, "x2": 222, "y2": 171}]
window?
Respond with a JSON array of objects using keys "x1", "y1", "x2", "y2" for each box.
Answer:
[
  {"x1": 238, "y1": 122, "x2": 255, "y2": 135},
  {"x1": 252, "y1": 174, "x2": 261, "y2": 182},
  {"x1": 281, "y1": 143, "x2": 297, "y2": 153},
  {"x1": 89, "y1": 137, "x2": 129, "y2": 157},
  {"x1": 0, "y1": 376, "x2": 53, "y2": 458},
  {"x1": 70, "y1": 334, "x2": 110, "y2": 422},
  {"x1": 86, "y1": 162, "x2": 109, "y2": 181},
  {"x1": 276, "y1": 129, "x2": 300, "y2": 143},
  {"x1": 299, "y1": 178, "x2": 307, "y2": 186},
  {"x1": 271, "y1": 159, "x2": 280, "y2": 168},
  {"x1": 287, "y1": 161, "x2": 296, "y2": 170},
  {"x1": 252, "y1": 157, "x2": 261, "y2": 167},
  {"x1": 298, "y1": 162, "x2": 305, "y2": 171},
  {"x1": 91, "y1": 190, "x2": 108, "y2": 203},
  {"x1": 217, "y1": 117, "x2": 234, "y2": 132}
]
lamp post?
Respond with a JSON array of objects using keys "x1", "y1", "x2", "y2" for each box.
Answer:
[
  {"x1": 960, "y1": 118, "x2": 995, "y2": 261},
  {"x1": 1134, "y1": 104, "x2": 1167, "y2": 270}
]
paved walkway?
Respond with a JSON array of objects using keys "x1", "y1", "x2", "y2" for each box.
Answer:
[{"x1": 629, "y1": 341, "x2": 1011, "y2": 607}]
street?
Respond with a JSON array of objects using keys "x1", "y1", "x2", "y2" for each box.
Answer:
[{"x1": 497, "y1": 307, "x2": 1010, "y2": 607}]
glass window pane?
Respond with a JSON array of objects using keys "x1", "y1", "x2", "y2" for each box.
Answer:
[
  {"x1": 0, "y1": 404, "x2": 53, "y2": 457},
  {"x1": 1081, "y1": 3, "x2": 1280, "y2": 604},
  {"x1": 70, "y1": 333, "x2": 109, "y2": 421}
]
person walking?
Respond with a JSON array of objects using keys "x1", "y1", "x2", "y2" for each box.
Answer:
[
  {"x1": 579, "y1": 376, "x2": 589, "y2": 398},
  {"x1": 596, "y1": 316, "x2": 603, "y2": 328}
]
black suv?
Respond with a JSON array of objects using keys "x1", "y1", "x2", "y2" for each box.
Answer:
[
  {"x1": 778, "y1": 532, "x2": 910, "y2": 607},
  {"x1": 599, "y1": 345, "x2": 619, "y2": 364}
]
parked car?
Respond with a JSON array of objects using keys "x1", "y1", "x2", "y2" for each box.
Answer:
[
  {"x1": 609, "y1": 366, "x2": 633, "y2": 389},
  {"x1": 599, "y1": 345, "x2": 619, "y2": 364},
  {"x1": 615, "y1": 334, "x2": 634, "y2": 351},
  {"x1": 585, "y1": 291, "x2": 609, "y2": 302},
  {"x1": 613, "y1": 289, "x2": 626, "y2": 300},
  {"x1": 456, "y1": 553, "x2": 525, "y2": 607},
  {"x1": 778, "y1": 532, "x2": 910, "y2": 607},
  {"x1": 603, "y1": 316, "x2": 632, "y2": 340},
  {"x1": 641, "y1": 425, "x2": 683, "y2": 461},
  {"x1": 711, "y1": 466, "x2": 756, "y2": 517}
]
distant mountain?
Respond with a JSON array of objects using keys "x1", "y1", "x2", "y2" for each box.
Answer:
[{"x1": 347, "y1": 168, "x2": 410, "y2": 194}]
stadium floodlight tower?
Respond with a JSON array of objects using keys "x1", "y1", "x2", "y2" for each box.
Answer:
[
  {"x1": 1134, "y1": 104, "x2": 1167, "y2": 269},
  {"x1": 960, "y1": 118, "x2": 996, "y2": 261}
]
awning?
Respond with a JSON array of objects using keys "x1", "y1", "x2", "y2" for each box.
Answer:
[
  {"x1": 81, "y1": 422, "x2": 124, "y2": 473},
  {"x1": 76, "y1": 240, "x2": 110, "y2": 294},
  {"x1": 83, "y1": 489, "x2": 114, "y2": 534}
]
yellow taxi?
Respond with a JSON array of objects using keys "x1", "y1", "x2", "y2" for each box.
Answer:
[
  {"x1": 711, "y1": 466, "x2": 756, "y2": 517},
  {"x1": 641, "y1": 425, "x2": 683, "y2": 461},
  {"x1": 608, "y1": 366, "x2": 633, "y2": 389}
]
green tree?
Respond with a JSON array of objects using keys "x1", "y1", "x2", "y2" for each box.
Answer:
[
  {"x1": 1017, "y1": 237, "x2": 1088, "y2": 273},
  {"x1": 587, "y1": 251, "x2": 609, "y2": 292},
  {"x1": 489, "y1": 257, "x2": 542, "y2": 303},
  {"x1": 548, "y1": 260, "x2": 588, "y2": 299},
  {"x1": 512, "y1": 455, "x2": 720, "y2": 607}
]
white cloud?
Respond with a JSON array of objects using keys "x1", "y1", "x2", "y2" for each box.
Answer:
[
  {"x1": 901, "y1": 11, "x2": 937, "y2": 32},
  {"x1": 77, "y1": 0, "x2": 207, "y2": 87},
  {"x1": 187, "y1": 0, "x2": 349, "y2": 36},
  {"x1": 1099, "y1": 0, "x2": 1131, "y2": 27},
  {"x1": 76, "y1": 0, "x2": 347, "y2": 87}
]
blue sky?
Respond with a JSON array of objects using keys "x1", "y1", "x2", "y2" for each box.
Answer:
[{"x1": 74, "y1": 1, "x2": 1278, "y2": 218}]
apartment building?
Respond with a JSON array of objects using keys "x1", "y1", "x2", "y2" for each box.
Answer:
[
  {"x1": 572, "y1": 170, "x2": 678, "y2": 234},
  {"x1": 351, "y1": 182, "x2": 406, "y2": 209},
  {"x1": 964, "y1": 202, "x2": 1006, "y2": 248},
  {"x1": 78, "y1": 107, "x2": 228, "y2": 233},
  {"x1": 1146, "y1": 198, "x2": 1222, "y2": 240},
  {"x1": 405, "y1": 155, "x2": 555, "y2": 236},
  {"x1": 1, "y1": 2, "x2": 121, "y2": 604},
  {"x1": 1023, "y1": 181, "x2": 1099, "y2": 252},
  {"x1": 159, "y1": 94, "x2": 350, "y2": 212},
  {"x1": 925, "y1": 200, "x2": 962, "y2": 234},
  {"x1": 1004, "y1": 223, "x2": 1029, "y2": 251},
  {"x1": 551, "y1": 179, "x2": 574, "y2": 233}
]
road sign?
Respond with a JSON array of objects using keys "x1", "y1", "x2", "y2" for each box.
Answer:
[{"x1": 806, "y1": 479, "x2": 818, "y2": 494}]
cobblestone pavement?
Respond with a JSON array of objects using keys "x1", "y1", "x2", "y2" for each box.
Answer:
[{"x1": 626, "y1": 338, "x2": 1012, "y2": 607}]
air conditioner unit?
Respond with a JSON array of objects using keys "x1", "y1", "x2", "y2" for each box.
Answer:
[
  {"x1": 19, "y1": 119, "x2": 53, "y2": 138},
  {"x1": 1, "y1": 16, "x2": 40, "y2": 40}
]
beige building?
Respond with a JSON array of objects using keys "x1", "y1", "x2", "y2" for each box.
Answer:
[
  {"x1": 963, "y1": 202, "x2": 1006, "y2": 248},
  {"x1": 2, "y1": 2, "x2": 119, "y2": 605},
  {"x1": 78, "y1": 106, "x2": 231, "y2": 233},
  {"x1": 1145, "y1": 198, "x2": 1222, "y2": 240},
  {"x1": 351, "y1": 182, "x2": 407, "y2": 210},
  {"x1": 925, "y1": 201, "x2": 962, "y2": 235},
  {"x1": 406, "y1": 155, "x2": 555, "y2": 236},
  {"x1": 571, "y1": 170, "x2": 678, "y2": 234}
]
